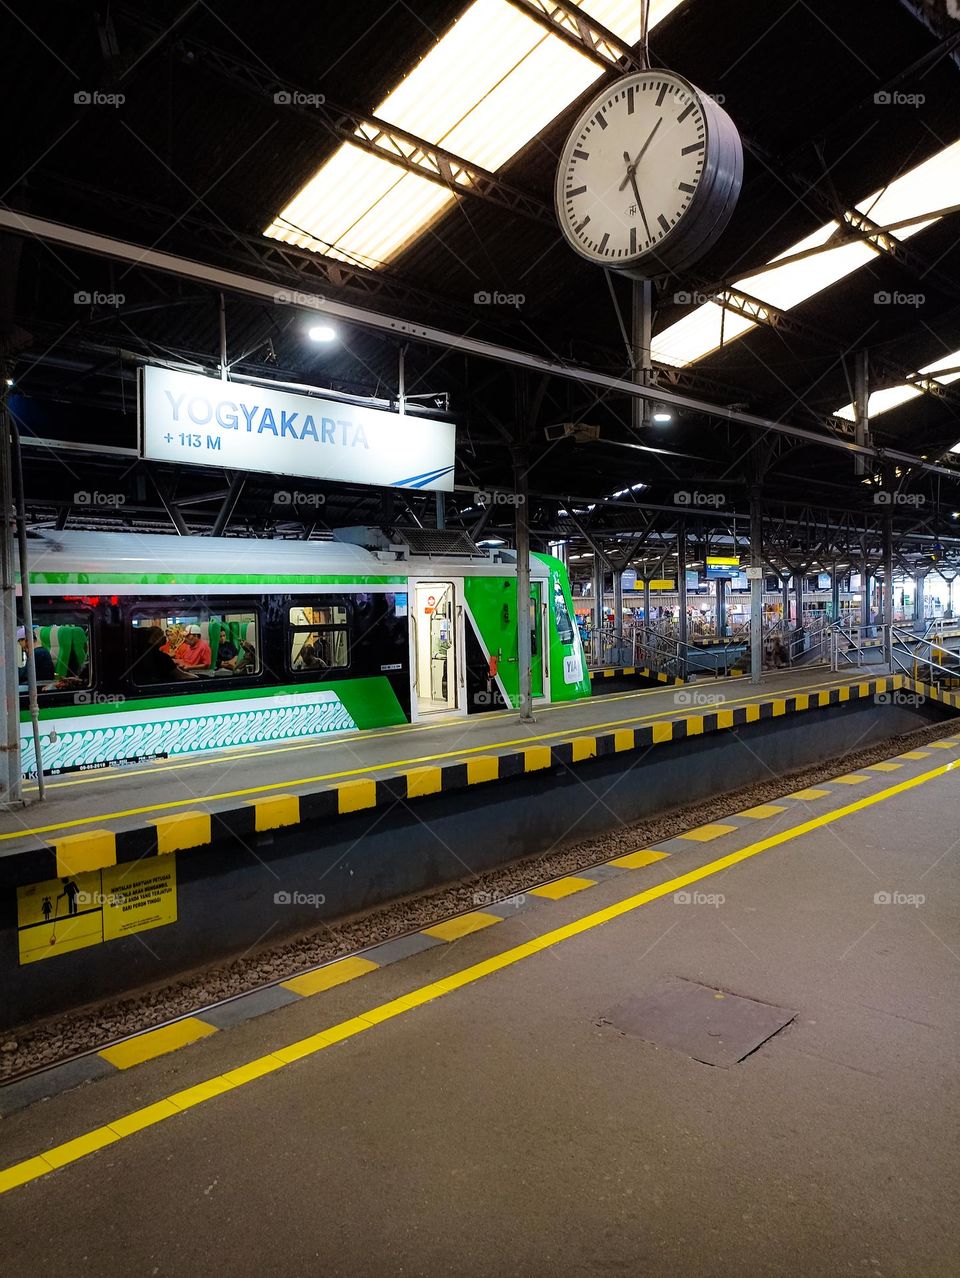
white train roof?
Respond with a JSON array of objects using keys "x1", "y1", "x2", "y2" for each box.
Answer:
[{"x1": 17, "y1": 531, "x2": 548, "y2": 585}]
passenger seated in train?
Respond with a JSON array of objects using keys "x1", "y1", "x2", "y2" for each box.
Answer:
[
  {"x1": 215, "y1": 639, "x2": 257, "y2": 676},
  {"x1": 173, "y1": 624, "x2": 212, "y2": 670},
  {"x1": 133, "y1": 626, "x2": 198, "y2": 683},
  {"x1": 296, "y1": 634, "x2": 329, "y2": 670},
  {"x1": 216, "y1": 635, "x2": 238, "y2": 666},
  {"x1": 17, "y1": 626, "x2": 55, "y2": 683}
]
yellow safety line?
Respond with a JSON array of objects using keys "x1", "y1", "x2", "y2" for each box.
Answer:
[
  {"x1": 26, "y1": 676, "x2": 738, "y2": 795},
  {"x1": 1, "y1": 749, "x2": 955, "y2": 1197},
  {"x1": 0, "y1": 675, "x2": 872, "y2": 843}
]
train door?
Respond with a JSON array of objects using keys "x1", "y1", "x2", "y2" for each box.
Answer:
[
  {"x1": 529, "y1": 581, "x2": 545, "y2": 699},
  {"x1": 410, "y1": 580, "x2": 465, "y2": 718}
]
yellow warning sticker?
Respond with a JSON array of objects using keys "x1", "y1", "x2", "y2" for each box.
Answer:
[
  {"x1": 102, "y1": 862, "x2": 177, "y2": 941},
  {"x1": 16, "y1": 870, "x2": 103, "y2": 965},
  {"x1": 16, "y1": 858, "x2": 177, "y2": 965}
]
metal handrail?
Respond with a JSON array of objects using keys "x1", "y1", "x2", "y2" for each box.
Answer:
[{"x1": 889, "y1": 627, "x2": 958, "y2": 689}]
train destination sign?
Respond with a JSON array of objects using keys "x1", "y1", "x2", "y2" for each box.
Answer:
[{"x1": 139, "y1": 365, "x2": 456, "y2": 491}]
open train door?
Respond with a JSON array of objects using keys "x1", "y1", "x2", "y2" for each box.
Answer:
[
  {"x1": 409, "y1": 578, "x2": 466, "y2": 720},
  {"x1": 528, "y1": 580, "x2": 545, "y2": 700}
]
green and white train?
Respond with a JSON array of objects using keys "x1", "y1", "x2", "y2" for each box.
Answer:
[{"x1": 14, "y1": 531, "x2": 591, "y2": 777}]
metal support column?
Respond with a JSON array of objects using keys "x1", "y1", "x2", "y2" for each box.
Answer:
[
  {"x1": 631, "y1": 278, "x2": 653, "y2": 433},
  {"x1": 794, "y1": 572, "x2": 804, "y2": 633},
  {"x1": 0, "y1": 382, "x2": 20, "y2": 805},
  {"x1": 677, "y1": 528, "x2": 688, "y2": 649},
  {"x1": 592, "y1": 555, "x2": 605, "y2": 632},
  {"x1": 914, "y1": 572, "x2": 925, "y2": 623},
  {"x1": 831, "y1": 567, "x2": 841, "y2": 622},
  {"x1": 883, "y1": 517, "x2": 894, "y2": 666},
  {"x1": 854, "y1": 350, "x2": 870, "y2": 477},
  {"x1": 11, "y1": 416, "x2": 43, "y2": 795},
  {"x1": 861, "y1": 561, "x2": 871, "y2": 627},
  {"x1": 643, "y1": 577, "x2": 651, "y2": 627},
  {"x1": 612, "y1": 567, "x2": 624, "y2": 657},
  {"x1": 513, "y1": 444, "x2": 533, "y2": 724},
  {"x1": 781, "y1": 576, "x2": 791, "y2": 625},
  {"x1": 715, "y1": 577, "x2": 726, "y2": 637},
  {"x1": 749, "y1": 496, "x2": 763, "y2": 684}
]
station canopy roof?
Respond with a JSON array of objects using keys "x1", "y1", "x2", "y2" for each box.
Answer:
[{"x1": 3, "y1": 0, "x2": 960, "y2": 571}]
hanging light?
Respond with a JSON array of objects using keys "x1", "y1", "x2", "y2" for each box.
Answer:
[{"x1": 307, "y1": 324, "x2": 337, "y2": 343}]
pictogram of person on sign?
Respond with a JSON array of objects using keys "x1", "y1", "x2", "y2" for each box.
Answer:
[{"x1": 58, "y1": 878, "x2": 80, "y2": 917}]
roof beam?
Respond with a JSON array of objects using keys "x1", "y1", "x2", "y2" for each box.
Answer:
[
  {"x1": 503, "y1": 0, "x2": 644, "y2": 72},
  {"x1": 37, "y1": 175, "x2": 480, "y2": 321},
  {"x1": 5, "y1": 208, "x2": 960, "y2": 483},
  {"x1": 155, "y1": 27, "x2": 554, "y2": 225}
]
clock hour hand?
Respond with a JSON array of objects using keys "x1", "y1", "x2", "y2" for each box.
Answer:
[
  {"x1": 629, "y1": 170, "x2": 652, "y2": 241},
  {"x1": 618, "y1": 151, "x2": 634, "y2": 192}
]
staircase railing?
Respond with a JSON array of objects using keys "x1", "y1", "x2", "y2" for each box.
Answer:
[{"x1": 890, "y1": 624, "x2": 959, "y2": 689}]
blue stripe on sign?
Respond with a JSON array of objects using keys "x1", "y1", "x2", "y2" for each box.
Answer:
[{"x1": 392, "y1": 465, "x2": 455, "y2": 489}]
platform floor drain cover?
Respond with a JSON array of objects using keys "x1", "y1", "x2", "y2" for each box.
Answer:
[{"x1": 608, "y1": 977, "x2": 796, "y2": 1067}]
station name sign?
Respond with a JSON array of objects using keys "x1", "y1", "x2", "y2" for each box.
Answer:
[{"x1": 139, "y1": 366, "x2": 456, "y2": 491}]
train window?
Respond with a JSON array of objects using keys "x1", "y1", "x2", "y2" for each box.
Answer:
[
  {"x1": 553, "y1": 580, "x2": 575, "y2": 644},
  {"x1": 130, "y1": 609, "x2": 260, "y2": 684},
  {"x1": 288, "y1": 604, "x2": 350, "y2": 672},
  {"x1": 17, "y1": 612, "x2": 92, "y2": 693}
]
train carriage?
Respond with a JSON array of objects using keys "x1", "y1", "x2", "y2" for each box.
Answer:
[{"x1": 12, "y1": 532, "x2": 590, "y2": 777}]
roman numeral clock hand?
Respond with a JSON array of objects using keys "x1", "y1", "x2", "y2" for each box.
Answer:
[{"x1": 556, "y1": 70, "x2": 744, "y2": 277}]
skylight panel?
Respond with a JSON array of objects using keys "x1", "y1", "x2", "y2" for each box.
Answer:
[
  {"x1": 652, "y1": 138, "x2": 960, "y2": 367},
  {"x1": 651, "y1": 301, "x2": 755, "y2": 368},
  {"x1": 833, "y1": 347, "x2": 960, "y2": 422},
  {"x1": 264, "y1": 0, "x2": 686, "y2": 268},
  {"x1": 438, "y1": 36, "x2": 601, "y2": 172},
  {"x1": 834, "y1": 385, "x2": 923, "y2": 422}
]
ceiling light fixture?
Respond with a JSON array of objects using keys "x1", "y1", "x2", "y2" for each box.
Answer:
[{"x1": 307, "y1": 324, "x2": 337, "y2": 343}]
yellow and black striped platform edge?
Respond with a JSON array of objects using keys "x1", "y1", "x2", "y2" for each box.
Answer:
[
  {"x1": 2, "y1": 675, "x2": 937, "y2": 890},
  {"x1": 902, "y1": 676, "x2": 960, "y2": 709},
  {"x1": 588, "y1": 665, "x2": 684, "y2": 685}
]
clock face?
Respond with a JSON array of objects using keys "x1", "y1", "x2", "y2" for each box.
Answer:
[{"x1": 555, "y1": 70, "x2": 741, "y2": 275}]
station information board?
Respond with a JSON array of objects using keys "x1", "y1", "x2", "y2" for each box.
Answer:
[{"x1": 140, "y1": 366, "x2": 456, "y2": 492}]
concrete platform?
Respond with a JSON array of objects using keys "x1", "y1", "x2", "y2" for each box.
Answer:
[
  {"x1": 0, "y1": 668, "x2": 916, "y2": 876},
  {"x1": 1, "y1": 734, "x2": 958, "y2": 1275},
  {"x1": 4, "y1": 665, "x2": 957, "y2": 1027}
]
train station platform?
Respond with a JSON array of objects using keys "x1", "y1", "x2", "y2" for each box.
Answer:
[
  {"x1": 2, "y1": 665, "x2": 956, "y2": 1028},
  {"x1": 0, "y1": 667, "x2": 927, "y2": 871},
  {"x1": 1, "y1": 731, "x2": 958, "y2": 1274}
]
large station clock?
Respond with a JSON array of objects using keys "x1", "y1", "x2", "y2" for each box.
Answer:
[{"x1": 555, "y1": 69, "x2": 743, "y2": 277}]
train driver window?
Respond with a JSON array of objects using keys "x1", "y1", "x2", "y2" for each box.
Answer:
[
  {"x1": 553, "y1": 580, "x2": 575, "y2": 644},
  {"x1": 130, "y1": 610, "x2": 260, "y2": 683},
  {"x1": 289, "y1": 604, "x2": 350, "y2": 672},
  {"x1": 17, "y1": 613, "x2": 93, "y2": 694}
]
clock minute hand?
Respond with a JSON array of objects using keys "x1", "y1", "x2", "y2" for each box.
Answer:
[
  {"x1": 630, "y1": 116, "x2": 663, "y2": 171},
  {"x1": 618, "y1": 117, "x2": 663, "y2": 192}
]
